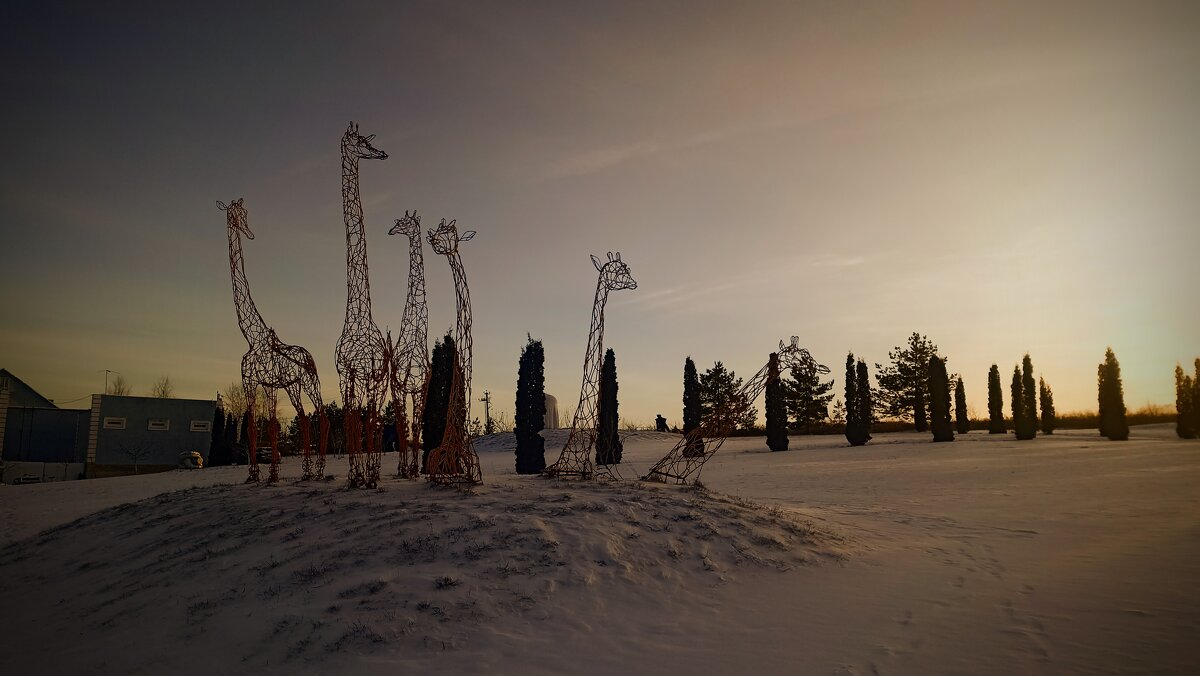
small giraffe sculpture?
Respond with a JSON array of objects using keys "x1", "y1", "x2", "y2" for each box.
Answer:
[
  {"x1": 387, "y1": 210, "x2": 430, "y2": 479},
  {"x1": 425, "y1": 219, "x2": 482, "y2": 485},
  {"x1": 219, "y1": 198, "x2": 329, "y2": 483},
  {"x1": 643, "y1": 337, "x2": 829, "y2": 485},
  {"x1": 334, "y1": 122, "x2": 389, "y2": 489},
  {"x1": 545, "y1": 252, "x2": 637, "y2": 480}
]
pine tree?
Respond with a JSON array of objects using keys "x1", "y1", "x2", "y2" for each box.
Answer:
[
  {"x1": 209, "y1": 407, "x2": 227, "y2": 466},
  {"x1": 596, "y1": 348, "x2": 623, "y2": 464},
  {"x1": 856, "y1": 359, "x2": 873, "y2": 445},
  {"x1": 1020, "y1": 354, "x2": 1038, "y2": 440},
  {"x1": 1099, "y1": 348, "x2": 1129, "y2": 441},
  {"x1": 928, "y1": 356, "x2": 954, "y2": 442},
  {"x1": 1097, "y1": 362, "x2": 1109, "y2": 438},
  {"x1": 514, "y1": 335, "x2": 547, "y2": 474},
  {"x1": 765, "y1": 352, "x2": 788, "y2": 451},
  {"x1": 699, "y1": 361, "x2": 756, "y2": 431},
  {"x1": 954, "y1": 376, "x2": 969, "y2": 434},
  {"x1": 785, "y1": 360, "x2": 835, "y2": 433},
  {"x1": 987, "y1": 364, "x2": 1005, "y2": 434},
  {"x1": 682, "y1": 356, "x2": 702, "y2": 457},
  {"x1": 1011, "y1": 366, "x2": 1024, "y2": 440},
  {"x1": 223, "y1": 413, "x2": 238, "y2": 464},
  {"x1": 1039, "y1": 377, "x2": 1056, "y2": 435},
  {"x1": 422, "y1": 333, "x2": 457, "y2": 470},
  {"x1": 874, "y1": 332, "x2": 939, "y2": 431},
  {"x1": 1193, "y1": 359, "x2": 1200, "y2": 438}
]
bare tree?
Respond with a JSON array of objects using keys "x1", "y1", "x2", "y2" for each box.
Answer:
[
  {"x1": 221, "y1": 382, "x2": 248, "y2": 417},
  {"x1": 107, "y1": 374, "x2": 132, "y2": 396},
  {"x1": 121, "y1": 444, "x2": 151, "y2": 474},
  {"x1": 151, "y1": 376, "x2": 175, "y2": 398}
]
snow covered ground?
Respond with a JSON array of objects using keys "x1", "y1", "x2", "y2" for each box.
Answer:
[{"x1": 2, "y1": 425, "x2": 1197, "y2": 674}]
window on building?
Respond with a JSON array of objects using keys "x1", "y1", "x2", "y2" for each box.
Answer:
[
  {"x1": 148, "y1": 419, "x2": 170, "y2": 431},
  {"x1": 102, "y1": 417, "x2": 126, "y2": 430},
  {"x1": 190, "y1": 420, "x2": 211, "y2": 432}
]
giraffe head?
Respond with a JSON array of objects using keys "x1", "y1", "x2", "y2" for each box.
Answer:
[
  {"x1": 776, "y1": 336, "x2": 830, "y2": 377},
  {"x1": 343, "y1": 122, "x2": 388, "y2": 160},
  {"x1": 427, "y1": 218, "x2": 475, "y2": 256},
  {"x1": 591, "y1": 252, "x2": 637, "y2": 291},
  {"x1": 388, "y1": 210, "x2": 421, "y2": 238},
  {"x1": 216, "y1": 198, "x2": 253, "y2": 240}
]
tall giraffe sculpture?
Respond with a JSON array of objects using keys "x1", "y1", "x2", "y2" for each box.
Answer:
[
  {"x1": 643, "y1": 337, "x2": 829, "y2": 486},
  {"x1": 545, "y1": 253, "x2": 637, "y2": 480},
  {"x1": 387, "y1": 210, "x2": 430, "y2": 479},
  {"x1": 218, "y1": 198, "x2": 329, "y2": 484},
  {"x1": 334, "y1": 122, "x2": 389, "y2": 489},
  {"x1": 425, "y1": 219, "x2": 481, "y2": 486}
]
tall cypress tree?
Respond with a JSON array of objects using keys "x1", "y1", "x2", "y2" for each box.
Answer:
[
  {"x1": 1100, "y1": 348, "x2": 1129, "y2": 441},
  {"x1": 928, "y1": 356, "x2": 954, "y2": 442},
  {"x1": 765, "y1": 352, "x2": 788, "y2": 451},
  {"x1": 224, "y1": 413, "x2": 238, "y2": 463},
  {"x1": 1039, "y1": 377, "x2": 1056, "y2": 435},
  {"x1": 987, "y1": 365, "x2": 1005, "y2": 434},
  {"x1": 954, "y1": 376, "x2": 969, "y2": 435},
  {"x1": 856, "y1": 359, "x2": 873, "y2": 445},
  {"x1": 422, "y1": 333, "x2": 457, "y2": 470},
  {"x1": 209, "y1": 407, "x2": 226, "y2": 466},
  {"x1": 682, "y1": 357, "x2": 703, "y2": 456},
  {"x1": 514, "y1": 335, "x2": 547, "y2": 473},
  {"x1": 1097, "y1": 362, "x2": 1109, "y2": 438},
  {"x1": 1020, "y1": 354, "x2": 1038, "y2": 440},
  {"x1": 1011, "y1": 366, "x2": 1023, "y2": 439},
  {"x1": 596, "y1": 348, "x2": 623, "y2": 464},
  {"x1": 845, "y1": 353, "x2": 870, "y2": 446}
]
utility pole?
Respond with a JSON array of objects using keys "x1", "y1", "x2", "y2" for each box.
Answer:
[
  {"x1": 104, "y1": 369, "x2": 119, "y2": 395},
  {"x1": 479, "y1": 390, "x2": 493, "y2": 435}
]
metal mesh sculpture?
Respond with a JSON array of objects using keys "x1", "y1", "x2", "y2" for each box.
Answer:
[
  {"x1": 386, "y1": 211, "x2": 430, "y2": 479},
  {"x1": 643, "y1": 337, "x2": 829, "y2": 485},
  {"x1": 544, "y1": 253, "x2": 637, "y2": 480},
  {"x1": 425, "y1": 219, "x2": 482, "y2": 485},
  {"x1": 334, "y1": 122, "x2": 389, "y2": 489},
  {"x1": 219, "y1": 198, "x2": 329, "y2": 484}
]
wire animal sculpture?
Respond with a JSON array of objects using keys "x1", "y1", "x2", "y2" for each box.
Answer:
[
  {"x1": 219, "y1": 198, "x2": 329, "y2": 483},
  {"x1": 334, "y1": 122, "x2": 389, "y2": 489},
  {"x1": 425, "y1": 219, "x2": 482, "y2": 485},
  {"x1": 544, "y1": 253, "x2": 637, "y2": 480},
  {"x1": 643, "y1": 337, "x2": 828, "y2": 485},
  {"x1": 387, "y1": 211, "x2": 430, "y2": 479}
]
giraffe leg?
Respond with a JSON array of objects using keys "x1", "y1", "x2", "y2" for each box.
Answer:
[
  {"x1": 284, "y1": 381, "x2": 313, "y2": 481},
  {"x1": 243, "y1": 378, "x2": 260, "y2": 484},
  {"x1": 266, "y1": 389, "x2": 281, "y2": 484}
]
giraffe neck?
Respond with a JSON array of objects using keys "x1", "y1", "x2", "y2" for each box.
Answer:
[
  {"x1": 447, "y1": 253, "x2": 473, "y2": 417},
  {"x1": 341, "y1": 145, "x2": 372, "y2": 324},
  {"x1": 402, "y1": 231, "x2": 427, "y2": 340},
  {"x1": 228, "y1": 224, "x2": 270, "y2": 346},
  {"x1": 570, "y1": 279, "x2": 610, "y2": 430}
]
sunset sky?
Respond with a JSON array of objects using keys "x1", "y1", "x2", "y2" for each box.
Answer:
[{"x1": 2, "y1": 1, "x2": 1197, "y2": 424}]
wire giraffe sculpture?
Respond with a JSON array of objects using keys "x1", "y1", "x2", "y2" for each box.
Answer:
[
  {"x1": 643, "y1": 337, "x2": 829, "y2": 486},
  {"x1": 219, "y1": 198, "x2": 329, "y2": 484},
  {"x1": 544, "y1": 253, "x2": 637, "y2": 480},
  {"x1": 386, "y1": 211, "x2": 430, "y2": 479},
  {"x1": 425, "y1": 219, "x2": 482, "y2": 486},
  {"x1": 334, "y1": 122, "x2": 389, "y2": 489}
]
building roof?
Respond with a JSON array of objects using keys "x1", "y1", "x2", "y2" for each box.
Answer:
[{"x1": 0, "y1": 369, "x2": 57, "y2": 408}]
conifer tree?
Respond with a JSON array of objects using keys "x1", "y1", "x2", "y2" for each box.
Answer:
[
  {"x1": 954, "y1": 376, "x2": 969, "y2": 435},
  {"x1": 855, "y1": 359, "x2": 873, "y2": 445},
  {"x1": 209, "y1": 406, "x2": 227, "y2": 466},
  {"x1": 682, "y1": 356, "x2": 702, "y2": 456},
  {"x1": 1099, "y1": 348, "x2": 1129, "y2": 441},
  {"x1": 765, "y1": 352, "x2": 788, "y2": 451},
  {"x1": 987, "y1": 364, "x2": 1005, "y2": 434},
  {"x1": 928, "y1": 356, "x2": 954, "y2": 442},
  {"x1": 1039, "y1": 377, "x2": 1056, "y2": 435},
  {"x1": 1174, "y1": 364, "x2": 1193, "y2": 439},
  {"x1": 1192, "y1": 359, "x2": 1200, "y2": 439},
  {"x1": 1097, "y1": 362, "x2": 1109, "y2": 438},
  {"x1": 1011, "y1": 366, "x2": 1023, "y2": 439},
  {"x1": 596, "y1": 348, "x2": 623, "y2": 464},
  {"x1": 844, "y1": 353, "x2": 871, "y2": 446},
  {"x1": 1020, "y1": 354, "x2": 1038, "y2": 440},
  {"x1": 422, "y1": 333, "x2": 457, "y2": 470},
  {"x1": 514, "y1": 335, "x2": 547, "y2": 473},
  {"x1": 785, "y1": 359, "x2": 835, "y2": 433},
  {"x1": 874, "y1": 332, "x2": 939, "y2": 431},
  {"x1": 699, "y1": 361, "x2": 756, "y2": 430},
  {"x1": 223, "y1": 413, "x2": 238, "y2": 463}
]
